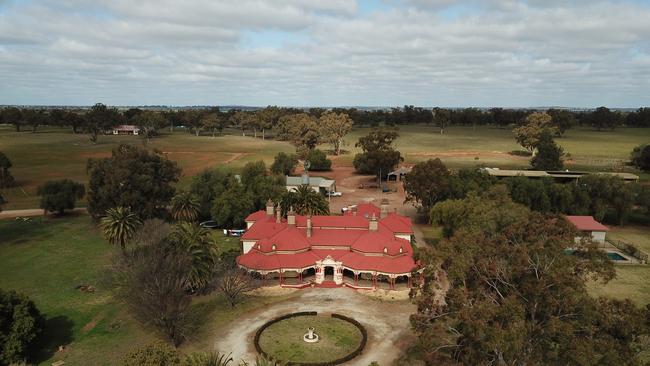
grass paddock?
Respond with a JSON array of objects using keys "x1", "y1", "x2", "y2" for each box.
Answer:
[{"x1": 1, "y1": 125, "x2": 648, "y2": 209}]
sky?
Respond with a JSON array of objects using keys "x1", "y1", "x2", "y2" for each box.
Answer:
[{"x1": 0, "y1": 0, "x2": 649, "y2": 107}]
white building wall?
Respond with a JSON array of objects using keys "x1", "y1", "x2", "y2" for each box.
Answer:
[
  {"x1": 591, "y1": 231, "x2": 606, "y2": 243},
  {"x1": 242, "y1": 241, "x2": 256, "y2": 254}
]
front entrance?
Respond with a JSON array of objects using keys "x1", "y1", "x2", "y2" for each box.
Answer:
[
  {"x1": 314, "y1": 255, "x2": 344, "y2": 285},
  {"x1": 324, "y1": 266, "x2": 334, "y2": 282}
]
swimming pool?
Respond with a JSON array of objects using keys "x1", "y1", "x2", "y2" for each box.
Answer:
[
  {"x1": 606, "y1": 252, "x2": 628, "y2": 261},
  {"x1": 565, "y1": 249, "x2": 628, "y2": 261}
]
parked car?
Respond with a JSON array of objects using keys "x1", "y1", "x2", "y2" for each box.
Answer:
[
  {"x1": 224, "y1": 229, "x2": 246, "y2": 237},
  {"x1": 327, "y1": 191, "x2": 342, "y2": 197}
]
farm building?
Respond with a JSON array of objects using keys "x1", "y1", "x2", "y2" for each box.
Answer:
[
  {"x1": 238, "y1": 201, "x2": 418, "y2": 290},
  {"x1": 482, "y1": 168, "x2": 639, "y2": 183},
  {"x1": 286, "y1": 174, "x2": 336, "y2": 194},
  {"x1": 111, "y1": 125, "x2": 140, "y2": 135},
  {"x1": 566, "y1": 215, "x2": 609, "y2": 244}
]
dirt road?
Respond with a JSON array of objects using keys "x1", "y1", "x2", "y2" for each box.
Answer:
[{"x1": 213, "y1": 287, "x2": 416, "y2": 365}]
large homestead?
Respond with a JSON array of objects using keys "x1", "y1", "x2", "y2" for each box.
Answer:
[{"x1": 237, "y1": 200, "x2": 419, "y2": 290}]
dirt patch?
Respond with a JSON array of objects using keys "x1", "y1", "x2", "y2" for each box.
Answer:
[
  {"x1": 81, "y1": 313, "x2": 104, "y2": 334},
  {"x1": 357, "y1": 288, "x2": 411, "y2": 301}
]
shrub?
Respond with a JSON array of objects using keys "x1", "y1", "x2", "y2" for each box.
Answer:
[
  {"x1": 122, "y1": 342, "x2": 181, "y2": 366},
  {"x1": 631, "y1": 144, "x2": 650, "y2": 172},
  {"x1": 305, "y1": 149, "x2": 331, "y2": 171},
  {"x1": 0, "y1": 289, "x2": 44, "y2": 365}
]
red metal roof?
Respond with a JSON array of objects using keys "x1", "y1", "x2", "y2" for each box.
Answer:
[
  {"x1": 238, "y1": 202, "x2": 417, "y2": 275},
  {"x1": 565, "y1": 216, "x2": 609, "y2": 232},
  {"x1": 379, "y1": 213, "x2": 413, "y2": 233},
  {"x1": 245, "y1": 210, "x2": 269, "y2": 222}
]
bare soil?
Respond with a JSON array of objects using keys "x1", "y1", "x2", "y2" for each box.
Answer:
[{"x1": 212, "y1": 287, "x2": 416, "y2": 366}]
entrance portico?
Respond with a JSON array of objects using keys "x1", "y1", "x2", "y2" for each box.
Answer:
[{"x1": 315, "y1": 255, "x2": 343, "y2": 285}]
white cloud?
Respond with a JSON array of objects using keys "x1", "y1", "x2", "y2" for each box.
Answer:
[{"x1": 0, "y1": 0, "x2": 648, "y2": 106}]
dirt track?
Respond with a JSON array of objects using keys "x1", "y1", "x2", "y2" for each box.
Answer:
[{"x1": 213, "y1": 287, "x2": 416, "y2": 366}]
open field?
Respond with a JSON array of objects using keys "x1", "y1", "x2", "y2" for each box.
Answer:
[
  {"x1": 0, "y1": 126, "x2": 294, "y2": 209},
  {"x1": 0, "y1": 214, "x2": 289, "y2": 365},
  {"x1": 333, "y1": 125, "x2": 650, "y2": 171},
  {"x1": 2, "y1": 124, "x2": 648, "y2": 210}
]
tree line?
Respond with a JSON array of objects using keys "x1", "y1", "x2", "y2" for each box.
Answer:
[
  {"x1": 2, "y1": 105, "x2": 649, "y2": 140},
  {"x1": 405, "y1": 158, "x2": 650, "y2": 226}
]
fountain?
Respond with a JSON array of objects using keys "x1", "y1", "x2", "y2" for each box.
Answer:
[{"x1": 303, "y1": 326, "x2": 319, "y2": 343}]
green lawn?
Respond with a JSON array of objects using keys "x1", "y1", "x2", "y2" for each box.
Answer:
[
  {"x1": 0, "y1": 214, "x2": 292, "y2": 365},
  {"x1": 257, "y1": 315, "x2": 362, "y2": 363},
  {"x1": 2, "y1": 125, "x2": 648, "y2": 209},
  {"x1": 588, "y1": 226, "x2": 650, "y2": 305},
  {"x1": 0, "y1": 215, "x2": 152, "y2": 365}
]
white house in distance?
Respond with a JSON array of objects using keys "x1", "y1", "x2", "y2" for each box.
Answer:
[
  {"x1": 286, "y1": 174, "x2": 336, "y2": 195},
  {"x1": 566, "y1": 215, "x2": 610, "y2": 244},
  {"x1": 112, "y1": 125, "x2": 140, "y2": 135}
]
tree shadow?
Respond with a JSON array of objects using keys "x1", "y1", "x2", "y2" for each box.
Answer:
[
  {"x1": 30, "y1": 315, "x2": 75, "y2": 364},
  {"x1": 0, "y1": 217, "x2": 51, "y2": 245}
]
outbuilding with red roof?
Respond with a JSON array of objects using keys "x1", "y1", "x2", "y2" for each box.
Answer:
[{"x1": 566, "y1": 215, "x2": 609, "y2": 244}]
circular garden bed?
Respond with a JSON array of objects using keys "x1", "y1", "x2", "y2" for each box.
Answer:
[{"x1": 255, "y1": 312, "x2": 367, "y2": 366}]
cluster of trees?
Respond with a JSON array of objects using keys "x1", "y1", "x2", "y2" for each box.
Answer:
[
  {"x1": 412, "y1": 187, "x2": 650, "y2": 365},
  {"x1": 106, "y1": 217, "x2": 257, "y2": 346},
  {"x1": 188, "y1": 158, "x2": 331, "y2": 228},
  {"x1": 353, "y1": 128, "x2": 403, "y2": 178},
  {"x1": 405, "y1": 159, "x2": 650, "y2": 226},
  {"x1": 0, "y1": 289, "x2": 44, "y2": 365},
  {"x1": 504, "y1": 175, "x2": 650, "y2": 225}
]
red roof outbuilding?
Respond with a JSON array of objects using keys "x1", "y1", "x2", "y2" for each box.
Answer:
[{"x1": 565, "y1": 215, "x2": 609, "y2": 232}]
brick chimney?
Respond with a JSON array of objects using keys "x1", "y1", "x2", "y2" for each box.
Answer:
[
  {"x1": 275, "y1": 206, "x2": 281, "y2": 223},
  {"x1": 380, "y1": 199, "x2": 389, "y2": 219},
  {"x1": 287, "y1": 206, "x2": 296, "y2": 226},
  {"x1": 266, "y1": 199, "x2": 274, "y2": 216},
  {"x1": 369, "y1": 213, "x2": 378, "y2": 231},
  {"x1": 306, "y1": 215, "x2": 313, "y2": 237}
]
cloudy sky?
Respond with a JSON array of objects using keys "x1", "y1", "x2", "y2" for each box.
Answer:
[{"x1": 0, "y1": 0, "x2": 649, "y2": 107}]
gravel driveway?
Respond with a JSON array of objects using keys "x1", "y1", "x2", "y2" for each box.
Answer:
[{"x1": 213, "y1": 288, "x2": 416, "y2": 366}]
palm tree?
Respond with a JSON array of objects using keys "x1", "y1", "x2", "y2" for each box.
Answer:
[
  {"x1": 100, "y1": 206, "x2": 141, "y2": 252},
  {"x1": 171, "y1": 191, "x2": 200, "y2": 222},
  {"x1": 170, "y1": 222, "x2": 219, "y2": 292},
  {"x1": 280, "y1": 185, "x2": 329, "y2": 215}
]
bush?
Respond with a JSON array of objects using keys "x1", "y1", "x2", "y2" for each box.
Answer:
[
  {"x1": 305, "y1": 149, "x2": 331, "y2": 171},
  {"x1": 122, "y1": 342, "x2": 181, "y2": 366},
  {"x1": 0, "y1": 289, "x2": 44, "y2": 365},
  {"x1": 37, "y1": 179, "x2": 85, "y2": 215},
  {"x1": 0, "y1": 152, "x2": 16, "y2": 188},
  {"x1": 631, "y1": 144, "x2": 650, "y2": 172},
  {"x1": 271, "y1": 152, "x2": 298, "y2": 176}
]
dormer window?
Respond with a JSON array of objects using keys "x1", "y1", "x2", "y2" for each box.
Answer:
[
  {"x1": 383, "y1": 247, "x2": 388, "y2": 254},
  {"x1": 272, "y1": 244, "x2": 276, "y2": 251}
]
